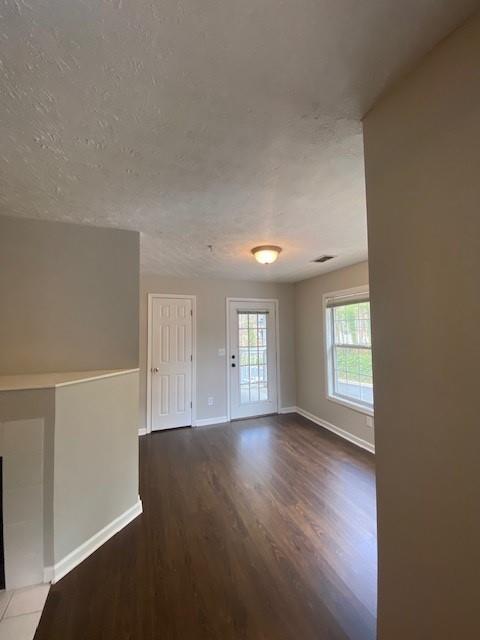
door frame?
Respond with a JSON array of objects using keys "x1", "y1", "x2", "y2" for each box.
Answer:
[
  {"x1": 147, "y1": 293, "x2": 197, "y2": 433},
  {"x1": 226, "y1": 297, "x2": 281, "y2": 422}
]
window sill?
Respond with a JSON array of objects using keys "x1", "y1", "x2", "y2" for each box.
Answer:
[{"x1": 327, "y1": 393, "x2": 374, "y2": 417}]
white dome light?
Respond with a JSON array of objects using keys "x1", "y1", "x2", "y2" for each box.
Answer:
[{"x1": 251, "y1": 245, "x2": 282, "y2": 264}]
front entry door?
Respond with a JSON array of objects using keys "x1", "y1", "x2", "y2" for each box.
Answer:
[
  {"x1": 151, "y1": 297, "x2": 193, "y2": 430},
  {"x1": 228, "y1": 300, "x2": 278, "y2": 420}
]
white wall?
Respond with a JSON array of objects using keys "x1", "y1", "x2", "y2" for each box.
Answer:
[
  {"x1": 0, "y1": 416, "x2": 45, "y2": 589},
  {"x1": 294, "y1": 261, "x2": 374, "y2": 448},
  {"x1": 364, "y1": 12, "x2": 480, "y2": 639},
  {"x1": 139, "y1": 274, "x2": 296, "y2": 428},
  {"x1": 0, "y1": 372, "x2": 140, "y2": 585},
  {"x1": 54, "y1": 372, "x2": 139, "y2": 564},
  {"x1": 0, "y1": 389, "x2": 55, "y2": 577}
]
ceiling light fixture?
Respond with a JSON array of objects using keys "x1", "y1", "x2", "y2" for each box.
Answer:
[{"x1": 251, "y1": 245, "x2": 282, "y2": 265}]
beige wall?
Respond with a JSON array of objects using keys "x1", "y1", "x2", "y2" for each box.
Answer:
[
  {"x1": 0, "y1": 215, "x2": 140, "y2": 375},
  {"x1": 140, "y1": 274, "x2": 296, "y2": 427},
  {"x1": 54, "y1": 372, "x2": 139, "y2": 563},
  {"x1": 0, "y1": 389, "x2": 55, "y2": 572},
  {"x1": 364, "y1": 13, "x2": 480, "y2": 639},
  {"x1": 294, "y1": 261, "x2": 374, "y2": 448},
  {"x1": 0, "y1": 373, "x2": 140, "y2": 577}
]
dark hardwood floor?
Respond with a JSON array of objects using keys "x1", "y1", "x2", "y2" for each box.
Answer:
[{"x1": 35, "y1": 414, "x2": 377, "y2": 640}]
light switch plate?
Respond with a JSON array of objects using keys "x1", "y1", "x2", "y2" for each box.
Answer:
[{"x1": 218, "y1": 348, "x2": 225, "y2": 357}]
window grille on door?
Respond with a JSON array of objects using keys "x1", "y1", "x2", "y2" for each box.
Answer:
[{"x1": 238, "y1": 312, "x2": 269, "y2": 404}]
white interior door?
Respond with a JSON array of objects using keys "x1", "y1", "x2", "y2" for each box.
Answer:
[
  {"x1": 228, "y1": 300, "x2": 278, "y2": 420},
  {"x1": 150, "y1": 297, "x2": 193, "y2": 430}
]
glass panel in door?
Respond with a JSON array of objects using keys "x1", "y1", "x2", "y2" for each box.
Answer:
[{"x1": 238, "y1": 312, "x2": 269, "y2": 405}]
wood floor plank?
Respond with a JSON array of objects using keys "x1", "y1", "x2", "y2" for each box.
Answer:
[{"x1": 35, "y1": 413, "x2": 377, "y2": 640}]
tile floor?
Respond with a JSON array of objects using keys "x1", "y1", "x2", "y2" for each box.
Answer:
[{"x1": 0, "y1": 584, "x2": 49, "y2": 640}]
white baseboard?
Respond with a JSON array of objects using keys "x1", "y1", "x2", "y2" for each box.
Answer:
[
  {"x1": 194, "y1": 416, "x2": 229, "y2": 427},
  {"x1": 295, "y1": 407, "x2": 375, "y2": 454},
  {"x1": 43, "y1": 566, "x2": 54, "y2": 583},
  {"x1": 278, "y1": 406, "x2": 297, "y2": 414},
  {"x1": 44, "y1": 498, "x2": 143, "y2": 584},
  {"x1": 138, "y1": 427, "x2": 147, "y2": 436}
]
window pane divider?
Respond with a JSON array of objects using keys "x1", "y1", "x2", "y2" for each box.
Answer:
[
  {"x1": 334, "y1": 343, "x2": 371, "y2": 350},
  {"x1": 237, "y1": 310, "x2": 269, "y2": 314}
]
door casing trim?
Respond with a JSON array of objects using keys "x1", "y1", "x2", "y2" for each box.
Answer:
[
  {"x1": 226, "y1": 297, "x2": 281, "y2": 422},
  {"x1": 147, "y1": 293, "x2": 197, "y2": 433}
]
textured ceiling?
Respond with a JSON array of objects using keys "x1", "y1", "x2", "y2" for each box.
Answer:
[{"x1": 0, "y1": 1, "x2": 476, "y2": 282}]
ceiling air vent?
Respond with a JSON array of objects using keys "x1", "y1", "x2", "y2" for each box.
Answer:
[{"x1": 313, "y1": 255, "x2": 335, "y2": 263}]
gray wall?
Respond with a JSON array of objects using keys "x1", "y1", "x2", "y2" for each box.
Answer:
[
  {"x1": 54, "y1": 372, "x2": 139, "y2": 563},
  {"x1": 0, "y1": 215, "x2": 140, "y2": 375},
  {"x1": 140, "y1": 274, "x2": 296, "y2": 427},
  {"x1": 364, "y1": 13, "x2": 480, "y2": 639},
  {"x1": 294, "y1": 261, "x2": 374, "y2": 447},
  {"x1": 0, "y1": 373, "x2": 140, "y2": 576},
  {"x1": 0, "y1": 389, "x2": 55, "y2": 569}
]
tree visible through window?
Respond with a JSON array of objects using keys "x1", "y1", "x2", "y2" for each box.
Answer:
[
  {"x1": 238, "y1": 312, "x2": 269, "y2": 404},
  {"x1": 326, "y1": 294, "x2": 373, "y2": 410}
]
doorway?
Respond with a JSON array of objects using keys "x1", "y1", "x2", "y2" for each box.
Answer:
[
  {"x1": 147, "y1": 295, "x2": 196, "y2": 431},
  {"x1": 227, "y1": 299, "x2": 279, "y2": 420}
]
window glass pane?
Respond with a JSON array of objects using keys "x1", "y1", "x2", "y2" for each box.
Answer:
[
  {"x1": 333, "y1": 302, "x2": 371, "y2": 347},
  {"x1": 240, "y1": 385, "x2": 250, "y2": 404},
  {"x1": 250, "y1": 383, "x2": 259, "y2": 402},
  {"x1": 335, "y1": 306, "x2": 346, "y2": 323},
  {"x1": 259, "y1": 383, "x2": 268, "y2": 401},
  {"x1": 360, "y1": 381, "x2": 374, "y2": 405},
  {"x1": 238, "y1": 312, "x2": 269, "y2": 404},
  {"x1": 358, "y1": 351, "x2": 372, "y2": 380}
]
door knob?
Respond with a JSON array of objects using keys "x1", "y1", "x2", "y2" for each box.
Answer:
[{"x1": 151, "y1": 367, "x2": 159, "y2": 373}]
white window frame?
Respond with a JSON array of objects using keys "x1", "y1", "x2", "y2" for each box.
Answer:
[{"x1": 323, "y1": 285, "x2": 374, "y2": 417}]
